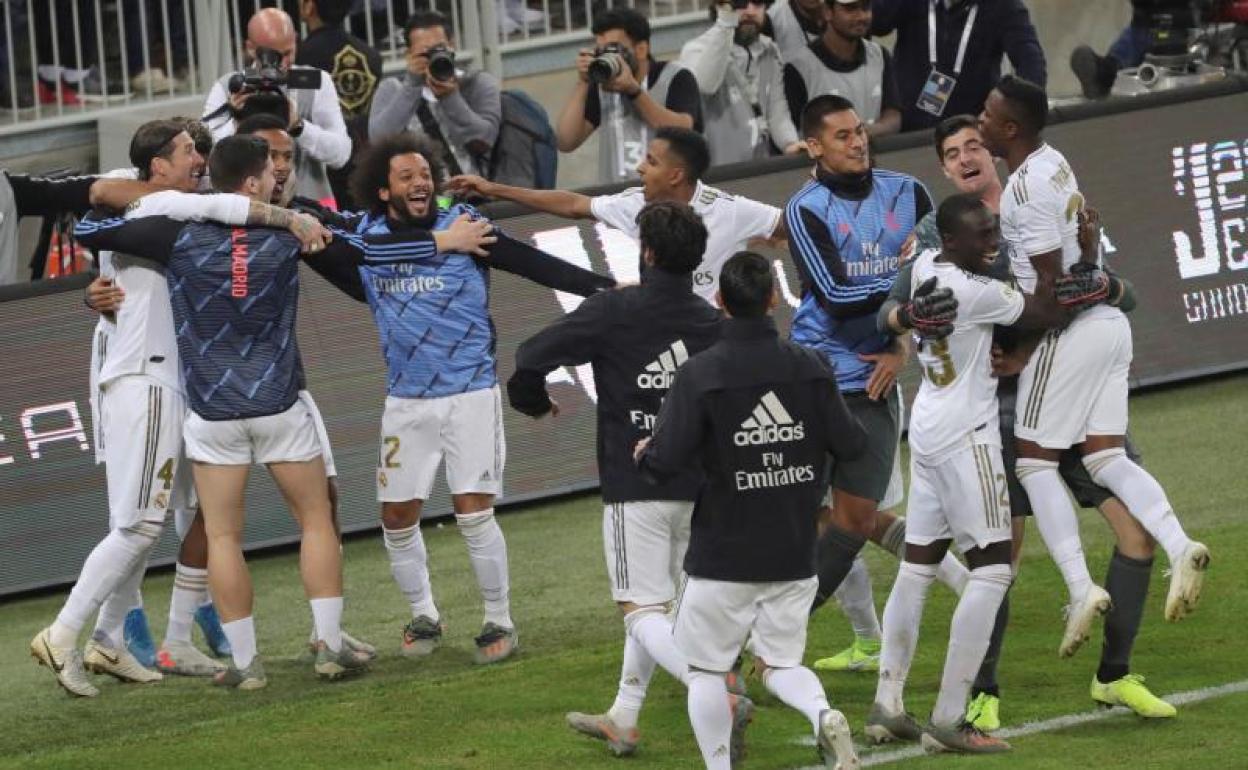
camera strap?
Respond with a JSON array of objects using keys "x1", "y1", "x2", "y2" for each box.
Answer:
[{"x1": 415, "y1": 99, "x2": 465, "y2": 177}]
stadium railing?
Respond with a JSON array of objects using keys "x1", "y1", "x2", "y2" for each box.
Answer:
[
  {"x1": 0, "y1": 0, "x2": 706, "y2": 133},
  {"x1": 0, "y1": 75, "x2": 1245, "y2": 597}
]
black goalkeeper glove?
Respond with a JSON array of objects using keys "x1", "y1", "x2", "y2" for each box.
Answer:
[
  {"x1": 898, "y1": 276, "x2": 958, "y2": 339},
  {"x1": 1055, "y1": 263, "x2": 1111, "y2": 308}
]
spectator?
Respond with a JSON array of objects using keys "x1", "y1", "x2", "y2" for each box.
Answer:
[
  {"x1": 555, "y1": 8, "x2": 703, "y2": 185},
  {"x1": 682, "y1": 1, "x2": 804, "y2": 165},
  {"x1": 296, "y1": 0, "x2": 382, "y2": 207},
  {"x1": 201, "y1": 7, "x2": 352, "y2": 207},
  {"x1": 1070, "y1": 0, "x2": 1195, "y2": 99},
  {"x1": 870, "y1": 0, "x2": 1046, "y2": 132},
  {"x1": 767, "y1": 0, "x2": 826, "y2": 61},
  {"x1": 124, "y1": 0, "x2": 190, "y2": 95},
  {"x1": 784, "y1": 0, "x2": 902, "y2": 137},
  {"x1": 369, "y1": 11, "x2": 501, "y2": 180}
]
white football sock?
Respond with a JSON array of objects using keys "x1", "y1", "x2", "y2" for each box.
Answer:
[
  {"x1": 625, "y1": 608, "x2": 687, "y2": 685},
  {"x1": 1018, "y1": 458, "x2": 1093, "y2": 602},
  {"x1": 166, "y1": 563, "x2": 208, "y2": 644},
  {"x1": 1084, "y1": 448, "x2": 1193, "y2": 564},
  {"x1": 764, "y1": 666, "x2": 830, "y2": 734},
  {"x1": 383, "y1": 523, "x2": 438, "y2": 621},
  {"x1": 834, "y1": 556, "x2": 881, "y2": 641},
  {"x1": 686, "y1": 669, "x2": 733, "y2": 770},
  {"x1": 882, "y1": 516, "x2": 969, "y2": 595},
  {"x1": 932, "y1": 563, "x2": 1012, "y2": 727},
  {"x1": 608, "y1": 631, "x2": 656, "y2": 730},
  {"x1": 93, "y1": 557, "x2": 146, "y2": 648},
  {"x1": 52, "y1": 521, "x2": 161, "y2": 648},
  {"x1": 456, "y1": 510, "x2": 512, "y2": 628},
  {"x1": 222, "y1": 616, "x2": 258, "y2": 669},
  {"x1": 309, "y1": 596, "x2": 343, "y2": 652},
  {"x1": 875, "y1": 561, "x2": 937, "y2": 714},
  {"x1": 936, "y1": 551, "x2": 970, "y2": 595}
]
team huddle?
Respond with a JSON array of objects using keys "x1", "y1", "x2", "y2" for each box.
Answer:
[{"x1": 27, "y1": 73, "x2": 1209, "y2": 770}]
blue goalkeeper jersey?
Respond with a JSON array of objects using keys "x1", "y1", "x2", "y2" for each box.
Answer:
[
  {"x1": 352, "y1": 204, "x2": 499, "y2": 399},
  {"x1": 785, "y1": 169, "x2": 930, "y2": 392}
]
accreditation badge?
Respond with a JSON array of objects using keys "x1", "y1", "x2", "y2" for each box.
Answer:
[{"x1": 916, "y1": 67, "x2": 957, "y2": 117}]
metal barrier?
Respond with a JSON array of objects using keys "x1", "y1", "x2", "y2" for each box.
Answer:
[{"x1": 0, "y1": 0, "x2": 705, "y2": 132}]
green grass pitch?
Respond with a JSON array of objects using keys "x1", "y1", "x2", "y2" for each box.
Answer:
[{"x1": 1, "y1": 374, "x2": 1244, "y2": 769}]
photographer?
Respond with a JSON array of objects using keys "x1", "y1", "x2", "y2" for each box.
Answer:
[
  {"x1": 201, "y1": 8, "x2": 351, "y2": 206},
  {"x1": 555, "y1": 8, "x2": 703, "y2": 185},
  {"x1": 368, "y1": 11, "x2": 501, "y2": 179},
  {"x1": 681, "y1": 0, "x2": 803, "y2": 166}
]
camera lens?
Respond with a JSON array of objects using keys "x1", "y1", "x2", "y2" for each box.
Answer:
[
  {"x1": 588, "y1": 54, "x2": 621, "y2": 85},
  {"x1": 427, "y1": 48, "x2": 456, "y2": 81}
]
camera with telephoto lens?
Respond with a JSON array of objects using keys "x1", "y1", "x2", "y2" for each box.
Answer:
[
  {"x1": 588, "y1": 43, "x2": 638, "y2": 85},
  {"x1": 224, "y1": 46, "x2": 322, "y2": 123},
  {"x1": 425, "y1": 45, "x2": 457, "y2": 82}
]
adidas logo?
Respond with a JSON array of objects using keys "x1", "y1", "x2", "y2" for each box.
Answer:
[
  {"x1": 733, "y1": 391, "x2": 806, "y2": 446},
  {"x1": 636, "y1": 340, "x2": 689, "y2": 389}
]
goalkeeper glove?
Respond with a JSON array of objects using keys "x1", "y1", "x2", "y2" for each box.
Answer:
[{"x1": 898, "y1": 276, "x2": 958, "y2": 339}]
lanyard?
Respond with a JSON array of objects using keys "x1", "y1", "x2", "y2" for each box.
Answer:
[{"x1": 928, "y1": 0, "x2": 979, "y2": 75}]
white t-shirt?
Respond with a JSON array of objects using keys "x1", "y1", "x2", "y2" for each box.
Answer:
[
  {"x1": 93, "y1": 189, "x2": 252, "y2": 395},
  {"x1": 589, "y1": 181, "x2": 782, "y2": 304},
  {"x1": 907, "y1": 249, "x2": 1025, "y2": 459}
]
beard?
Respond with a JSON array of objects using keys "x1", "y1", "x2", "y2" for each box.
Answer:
[
  {"x1": 389, "y1": 196, "x2": 439, "y2": 230},
  {"x1": 734, "y1": 23, "x2": 760, "y2": 47}
]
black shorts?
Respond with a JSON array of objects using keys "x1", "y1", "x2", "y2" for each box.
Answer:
[
  {"x1": 998, "y1": 377, "x2": 1144, "y2": 517},
  {"x1": 829, "y1": 389, "x2": 898, "y2": 503}
]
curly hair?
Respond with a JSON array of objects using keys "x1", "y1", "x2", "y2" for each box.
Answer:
[{"x1": 349, "y1": 132, "x2": 447, "y2": 215}]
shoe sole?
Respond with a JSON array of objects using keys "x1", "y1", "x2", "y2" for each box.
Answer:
[
  {"x1": 1070, "y1": 47, "x2": 1108, "y2": 100},
  {"x1": 921, "y1": 732, "x2": 1011, "y2": 754},
  {"x1": 565, "y1": 715, "x2": 638, "y2": 757},
  {"x1": 400, "y1": 640, "x2": 440, "y2": 658},
  {"x1": 864, "y1": 723, "x2": 918, "y2": 745},
  {"x1": 1059, "y1": 592, "x2": 1111, "y2": 658},
  {"x1": 819, "y1": 710, "x2": 859, "y2": 769},
  {"x1": 215, "y1": 677, "x2": 267, "y2": 690},
  {"x1": 1165, "y1": 545, "x2": 1210, "y2": 622},
  {"x1": 315, "y1": 662, "x2": 369, "y2": 681},
  {"x1": 474, "y1": 637, "x2": 518, "y2": 665},
  {"x1": 84, "y1": 659, "x2": 162, "y2": 683}
]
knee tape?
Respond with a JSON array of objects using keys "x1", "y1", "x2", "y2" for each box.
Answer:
[
  {"x1": 1015, "y1": 457, "x2": 1059, "y2": 482},
  {"x1": 969, "y1": 562, "x2": 1014, "y2": 589},
  {"x1": 1082, "y1": 447, "x2": 1126, "y2": 485}
]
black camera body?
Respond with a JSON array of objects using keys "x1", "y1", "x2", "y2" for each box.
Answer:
[
  {"x1": 226, "y1": 47, "x2": 322, "y2": 95},
  {"x1": 588, "y1": 43, "x2": 638, "y2": 85},
  {"x1": 424, "y1": 45, "x2": 457, "y2": 82}
]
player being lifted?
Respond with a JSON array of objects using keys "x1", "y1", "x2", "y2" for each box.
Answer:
[
  {"x1": 637, "y1": 252, "x2": 864, "y2": 770},
  {"x1": 911, "y1": 114, "x2": 1177, "y2": 727},
  {"x1": 508, "y1": 202, "x2": 724, "y2": 757},
  {"x1": 447, "y1": 126, "x2": 784, "y2": 304},
  {"x1": 867, "y1": 193, "x2": 1109, "y2": 753},
  {"x1": 978, "y1": 76, "x2": 1210, "y2": 655},
  {"x1": 304, "y1": 133, "x2": 615, "y2": 664}
]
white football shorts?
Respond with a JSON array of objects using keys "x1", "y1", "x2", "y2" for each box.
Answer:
[
  {"x1": 98, "y1": 374, "x2": 193, "y2": 529},
  {"x1": 906, "y1": 439, "x2": 1013, "y2": 553},
  {"x1": 376, "y1": 386, "x2": 505, "y2": 502},
  {"x1": 602, "y1": 500, "x2": 694, "y2": 605},
  {"x1": 1016, "y1": 310, "x2": 1131, "y2": 449},
  {"x1": 674, "y1": 575, "x2": 818, "y2": 671},
  {"x1": 183, "y1": 399, "x2": 323, "y2": 466},
  {"x1": 298, "y1": 389, "x2": 336, "y2": 477}
]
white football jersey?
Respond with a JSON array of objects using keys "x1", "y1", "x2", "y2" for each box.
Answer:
[
  {"x1": 590, "y1": 181, "x2": 781, "y2": 304},
  {"x1": 94, "y1": 190, "x2": 251, "y2": 395},
  {"x1": 907, "y1": 249, "x2": 1025, "y2": 459}
]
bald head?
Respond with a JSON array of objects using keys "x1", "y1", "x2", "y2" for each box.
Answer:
[{"x1": 246, "y1": 8, "x2": 297, "y2": 68}]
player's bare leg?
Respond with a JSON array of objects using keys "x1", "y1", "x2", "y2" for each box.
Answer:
[
  {"x1": 812, "y1": 490, "x2": 879, "y2": 613},
  {"x1": 1080, "y1": 434, "x2": 1209, "y2": 621},
  {"x1": 302, "y1": 478, "x2": 376, "y2": 663},
  {"x1": 453, "y1": 492, "x2": 517, "y2": 664},
  {"x1": 194, "y1": 462, "x2": 266, "y2": 689},
  {"x1": 1015, "y1": 439, "x2": 1110, "y2": 656}
]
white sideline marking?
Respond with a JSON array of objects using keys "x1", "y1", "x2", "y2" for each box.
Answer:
[{"x1": 793, "y1": 679, "x2": 1248, "y2": 768}]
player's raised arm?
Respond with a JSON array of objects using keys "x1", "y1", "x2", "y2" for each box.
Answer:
[
  {"x1": 445, "y1": 174, "x2": 594, "y2": 220},
  {"x1": 487, "y1": 233, "x2": 616, "y2": 297},
  {"x1": 508, "y1": 292, "x2": 613, "y2": 418}
]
